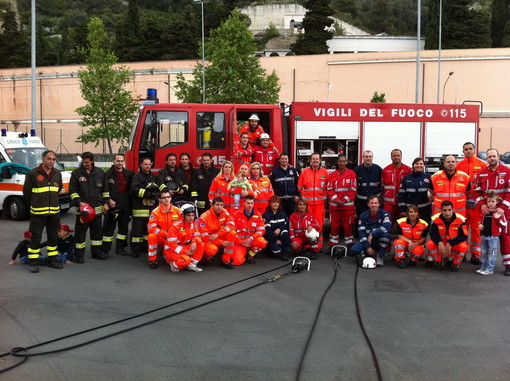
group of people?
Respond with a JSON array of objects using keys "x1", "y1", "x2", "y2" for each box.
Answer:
[{"x1": 14, "y1": 118, "x2": 510, "y2": 277}]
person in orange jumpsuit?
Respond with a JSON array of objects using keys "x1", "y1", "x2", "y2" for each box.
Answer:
[
  {"x1": 232, "y1": 195, "x2": 267, "y2": 265},
  {"x1": 248, "y1": 162, "x2": 274, "y2": 214},
  {"x1": 164, "y1": 204, "x2": 204, "y2": 272},
  {"x1": 431, "y1": 155, "x2": 470, "y2": 217},
  {"x1": 289, "y1": 197, "x2": 322, "y2": 259},
  {"x1": 327, "y1": 155, "x2": 357, "y2": 246},
  {"x1": 198, "y1": 197, "x2": 237, "y2": 269},
  {"x1": 146, "y1": 190, "x2": 181, "y2": 269},
  {"x1": 381, "y1": 149, "x2": 412, "y2": 219},
  {"x1": 426, "y1": 200, "x2": 468, "y2": 272},
  {"x1": 456, "y1": 142, "x2": 487, "y2": 264},
  {"x1": 297, "y1": 153, "x2": 328, "y2": 230},
  {"x1": 392, "y1": 205, "x2": 429, "y2": 268}
]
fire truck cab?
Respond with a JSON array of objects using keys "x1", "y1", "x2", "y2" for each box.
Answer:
[
  {"x1": 0, "y1": 129, "x2": 71, "y2": 220},
  {"x1": 125, "y1": 93, "x2": 284, "y2": 171}
]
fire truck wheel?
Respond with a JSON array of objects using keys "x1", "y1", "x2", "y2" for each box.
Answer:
[{"x1": 8, "y1": 197, "x2": 28, "y2": 221}]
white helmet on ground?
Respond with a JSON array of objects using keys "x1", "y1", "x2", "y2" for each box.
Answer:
[
  {"x1": 362, "y1": 257, "x2": 377, "y2": 269},
  {"x1": 305, "y1": 228, "x2": 320, "y2": 243},
  {"x1": 249, "y1": 113, "x2": 260, "y2": 121}
]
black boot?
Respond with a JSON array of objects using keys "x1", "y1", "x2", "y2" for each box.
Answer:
[
  {"x1": 29, "y1": 260, "x2": 39, "y2": 273},
  {"x1": 47, "y1": 257, "x2": 63, "y2": 269}
]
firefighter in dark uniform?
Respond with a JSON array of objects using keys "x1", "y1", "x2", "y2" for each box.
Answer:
[
  {"x1": 23, "y1": 150, "x2": 64, "y2": 273},
  {"x1": 70, "y1": 152, "x2": 110, "y2": 262},
  {"x1": 157, "y1": 152, "x2": 188, "y2": 196},
  {"x1": 102, "y1": 153, "x2": 135, "y2": 256},
  {"x1": 190, "y1": 152, "x2": 220, "y2": 216},
  {"x1": 131, "y1": 157, "x2": 159, "y2": 258}
]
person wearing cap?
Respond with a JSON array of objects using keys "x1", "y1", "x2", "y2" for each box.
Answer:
[
  {"x1": 239, "y1": 113, "x2": 266, "y2": 146},
  {"x1": 55, "y1": 224, "x2": 75, "y2": 264},
  {"x1": 8, "y1": 230, "x2": 32, "y2": 265},
  {"x1": 70, "y1": 151, "x2": 110, "y2": 263},
  {"x1": 23, "y1": 150, "x2": 64, "y2": 273},
  {"x1": 147, "y1": 190, "x2": 181, "y2": 269},
  {"x1": 252, "y1": 133, "x2": 280, "y2": 176},
  {"x1": 102, "y1": 153, "x2": 135, "y2": 256},
  {"x1": 165, "y1": 203, "x2": 204, "y2": 272}
]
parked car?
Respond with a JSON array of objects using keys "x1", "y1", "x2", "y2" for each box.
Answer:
[{"x1": 501, "y1": 151, "x2": 510, "y2": 164}]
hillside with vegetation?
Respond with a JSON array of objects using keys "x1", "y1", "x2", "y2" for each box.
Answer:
[{"x1": 0, "y1": 0, "x2": 506, "y2": 68}]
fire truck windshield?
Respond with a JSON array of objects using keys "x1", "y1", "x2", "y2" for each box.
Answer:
[{"x1": 5, "y1": 148, "x2": 64, "y2": 170}]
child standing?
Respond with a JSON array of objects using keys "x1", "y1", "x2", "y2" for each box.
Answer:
[
  {"x1": 477, "y1": 192, "x2": 507, "y2": 275},
  {"x1": 228, "y1": 170, "x2": 253, "y2": 208},
  {"x1": 8, "y1": 230, "x2": 32, "y2": 264}
]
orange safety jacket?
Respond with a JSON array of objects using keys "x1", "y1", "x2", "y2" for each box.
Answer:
[
  {"x1": 381, "y1": 163, "x2": 412, "y2": 206},
  {"x1": 297, "y1": 167, "x2": 329, "y2": 206},
  {"x1": 430, "y1": 213, "x2": 468, "y2": 245},
  {"x1": 147, "y1": 204, "x2": 181, "y2": 236},
  {"x1": 456, "y1": 156, "x2": 487, "y2": 209},
  {"x1": 198, "y1": 207, "x2": 236, "y2": 242},
  {"x1": 249, "y1": 175, "x2": 274, "y2": 213},
  {"x1": 395, "y1": 217, "x2": 429, "y2": 241},
  {"x1": 233, "y1": 209, "x2": 266, "y2": 245},
  {"x1": 208, "y1": 175, "x2": 234, "y2": 212},
  {"x1": 431, "y1": 170, "x2": 470, "y2": 217},
  {"x1": 327, "y1": 168, "x2": 357, "y2": 211},
  {"x1": 166, "y1": 218, "x2": 203, "y2": 254}
]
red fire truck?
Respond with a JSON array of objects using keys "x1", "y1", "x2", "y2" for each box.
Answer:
[{"x1": 125, "y1": 90, "x2": 480, "y2": 173}]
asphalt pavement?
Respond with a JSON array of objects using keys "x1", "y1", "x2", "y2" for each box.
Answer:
[{"x1": 1, "y1": 212, "x2": 509, "y2": 381}]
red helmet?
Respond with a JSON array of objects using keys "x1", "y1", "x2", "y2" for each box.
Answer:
[{"x1": 79, "y1": 203, "x2": 96, "y2": 224}]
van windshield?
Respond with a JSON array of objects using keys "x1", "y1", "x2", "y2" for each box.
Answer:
[{"x1": 5, "y1": 148, "x2": 64, "y2": 171}]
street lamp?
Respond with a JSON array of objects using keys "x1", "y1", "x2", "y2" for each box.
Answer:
[
  {"x1": 193, "y1": 0, "x2": 208, "y2": 104},
  {"x1": 442, "y1": 71, "x2": 454, "y2": 104}
]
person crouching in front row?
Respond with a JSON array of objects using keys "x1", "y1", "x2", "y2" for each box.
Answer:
[{"x1": 349, "y1": 195, "x2": 392, "y2": 267}]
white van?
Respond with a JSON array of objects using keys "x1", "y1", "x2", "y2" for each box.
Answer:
[{"x1": 0, "y1": 129, "x2": 71, "y2": 220}]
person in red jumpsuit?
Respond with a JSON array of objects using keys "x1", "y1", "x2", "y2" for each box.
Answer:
[
  {"x1": 327, "y1": 155, "x2": 357, "y2": 246},
  {"x1": 381, "y1": 149, "x2": 412, "y2": 219},
  {"x1": 289, "y1": 197, "x2": 322, "y2": 260}
]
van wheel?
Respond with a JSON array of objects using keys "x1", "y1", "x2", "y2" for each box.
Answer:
[{"x1": 8, "y1": 198, "x2": 28, "y2": 221}]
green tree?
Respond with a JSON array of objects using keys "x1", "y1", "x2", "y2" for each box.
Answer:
[
  {"x1": 174, "y1": 9, "x2": 280, "y2": 104},
  {"x1": 115, "y1": 0, "x2": 144, "y2": 62},
  {"x1": 291, "y1": 0, "x2": 334, "y2": 55},
  {"x1": 491, "y1": 0, "x2": 510, "y2": 47},
  {"x1": 75, "y1": 17, "x2": 139, "y2": 153},
  {"x1": 368, "y1": 0, "x2": 397, "y2": 34},
  {"x1": 370, "y1": 91, "x2": 386, "y2": 103},
  {"x1": 0, "y1": 10, "x2": 30, "y2": 68},
  {"x1": 426, "y1": 0, "x2": 490, "y2": 49}
]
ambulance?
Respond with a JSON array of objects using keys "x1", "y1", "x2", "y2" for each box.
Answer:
[{"x1": 0, "y1": 129, "x2": 71, "y2": 220}]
